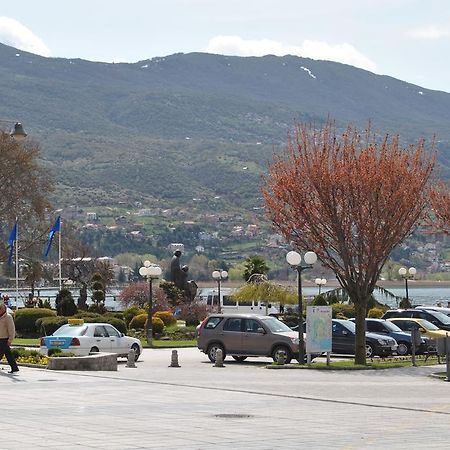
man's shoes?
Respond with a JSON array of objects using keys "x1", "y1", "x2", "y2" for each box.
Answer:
[{"x1": 8, "y1": 369, "x2": 19, "y2": 374}]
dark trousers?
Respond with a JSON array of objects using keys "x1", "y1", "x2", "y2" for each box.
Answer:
[{"x1": 0, "y1": 338, "x2": 18, "y2": 371}]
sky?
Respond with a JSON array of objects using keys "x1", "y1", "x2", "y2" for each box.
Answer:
[{"x1": 0, "y1": 0, "x2": 449, "y2": 92}]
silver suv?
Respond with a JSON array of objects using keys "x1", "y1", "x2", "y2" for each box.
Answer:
[{"x1": 197, "y1": 313, "x2": 301, "y2": 364}]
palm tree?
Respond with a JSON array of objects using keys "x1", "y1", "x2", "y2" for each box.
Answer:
[{"x1": 243, "y1": 256, "x2": 270, "y2": 282}]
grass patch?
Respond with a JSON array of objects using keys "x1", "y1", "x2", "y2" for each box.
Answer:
[
  {"x1": 146, "y1": 339, "x2": 196, "y2": 348},
  {"x1": 269, "y1": 356, "x2": 444, "y2": 370},
  {"x1": 13, "y1": 338, "x2": 40, "y2": 346}
]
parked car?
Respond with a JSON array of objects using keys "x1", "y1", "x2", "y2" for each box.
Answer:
[
  {"x1": 386, "y1": 317, "x2": 449, "y2": 341},
  {"x1": 382, "y1": 309, "x2": 450, "y2": 331},
  {"x1": 197, "y1": 313, "x2": 313, "y2": 364},
  {"x1": 349, "y1": 318, "x2": 428, "y2": 355},
  {"x1": 40, "y1": 321, "x2": 142, "y2": 361},
  {"x1": 415, "y1": 306, "x2": 450, "y2": 318},
  {"x1": 332, "y1": 319, "x2": 397, "y2": 357}
]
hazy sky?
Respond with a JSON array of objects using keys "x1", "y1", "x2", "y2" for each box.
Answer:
[{"x1": 1, "y1": 0, "x2": 449, "y2": 92}]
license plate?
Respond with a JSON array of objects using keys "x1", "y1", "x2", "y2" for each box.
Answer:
[{"x1": 50, "y1": 340, "x2": 64, "y2": 346}]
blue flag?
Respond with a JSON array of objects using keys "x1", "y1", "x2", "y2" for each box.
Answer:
[
  {"x1": 44, "y1": 216, "x2": 61, "y2": 258},
  {"x1": 7, "y1": 222, "x2": 17, "y2": 265}
]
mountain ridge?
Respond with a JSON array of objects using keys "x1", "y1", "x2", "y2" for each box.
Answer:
[{"x1": 0, "y1": 42, "x2": 449, "y2": 210}]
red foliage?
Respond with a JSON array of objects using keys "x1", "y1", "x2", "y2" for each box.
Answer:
[
  {"x1": 119, "y1": 282, "x2": 171, "y2": 312},
  {"x1": 263, "y1": 122, "x2": 435, "y2": 363}
]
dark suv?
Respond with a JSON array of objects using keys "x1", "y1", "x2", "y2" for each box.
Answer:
[
  {"x1": 332, "y1": 319, "x2": 397, "y2": 357},
  {"x1": 197, "y1": 314, "x2": 304, "y2": 364},
  {"x1": 350, "y1": 318, "x2": 428, "y2": 355},
  {"x1": 382, "y1": 309, "x2": 450, "y2": 331}
]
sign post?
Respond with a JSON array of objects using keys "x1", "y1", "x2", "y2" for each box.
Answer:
[{"x1": 306, "y1": 306, "x2": 332, "y2": 364}]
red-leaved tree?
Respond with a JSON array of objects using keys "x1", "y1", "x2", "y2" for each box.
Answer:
[
  {"x1": 263, "y1": 123, "x2": 435, "y2": 364},
  {"x1": 119, "y1": 282, "x2": 170, "y2": 312},
  {"x1": 429, "y1": 183, "x2": 450, "y2": 234}
]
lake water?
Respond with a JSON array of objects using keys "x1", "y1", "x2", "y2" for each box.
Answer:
[{"x1": 2, "y1": 285, "x2": 450, "y2": 310}]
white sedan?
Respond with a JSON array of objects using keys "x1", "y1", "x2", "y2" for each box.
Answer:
[{"x1": 40, "y1": 321, "x2": 142, "y2": 361}]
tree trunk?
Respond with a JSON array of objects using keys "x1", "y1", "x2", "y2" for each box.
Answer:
[{"x1": 354, "y1": 298, "x2": 368, "y2": 365}]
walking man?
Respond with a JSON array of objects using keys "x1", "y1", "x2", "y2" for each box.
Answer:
[{"x1": 0, "y1": 301, "x2": 19, "y2": 374}]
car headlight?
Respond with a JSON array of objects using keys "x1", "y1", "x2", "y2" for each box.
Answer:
[
  {"x1": 291, "y1": 337, "x2": 299, "y2": 345},
  {"x1": 377, "y1": 339, "x2": 387, "y2": 345}
]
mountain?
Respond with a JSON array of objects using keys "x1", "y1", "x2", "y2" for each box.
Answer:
[{"x1": 0, "y1": 42, "x2": 449, "y2": 211}]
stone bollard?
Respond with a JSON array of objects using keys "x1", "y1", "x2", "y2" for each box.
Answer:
[
  {"x1": 126, "y1": 349, "x2": 136, "y2": 368},
  {"x1": 214, "y1": 348, "x2": 225, "y2": 368},
  {"x1": 169, "y1": 350, "x2": 181, "y2": 368},
  {"x1": 276, "y1": 351, "x2": 286, "y2": 365}
]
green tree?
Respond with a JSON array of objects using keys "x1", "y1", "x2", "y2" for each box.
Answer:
[
  {"x1": 55, "y1": 288, "x2": 77, "y2": 316},
  {"x1": 243, "y1": 256, "x2": 270, "y2": 282}
]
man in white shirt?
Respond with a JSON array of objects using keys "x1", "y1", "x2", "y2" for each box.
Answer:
[{"x1": 0, "y1": 302, "x2": 19, "y2": 374}]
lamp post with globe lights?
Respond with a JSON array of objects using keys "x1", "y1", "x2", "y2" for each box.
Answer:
[
  {"x1": 139, "y1": 260, "x2": 162, "y2": 346},
  {"x1": 212, "y1": 269, "x2": 228, "y2": 313},
  {"x1": 314, "y1": 277, "x2": 327, "y2": 295},
  {"x1": 286, "y1": 250, "x2": 317, "y2": 364},
  {"x1": 398, "y1": 267, "x2": 416, "y2": 303}
]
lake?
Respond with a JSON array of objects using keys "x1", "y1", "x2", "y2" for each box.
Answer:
[{"x1": 1, "y1": 285, "x2": 449, "y2": 310}]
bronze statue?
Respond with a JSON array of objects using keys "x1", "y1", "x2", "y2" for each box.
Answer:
[{"x1": 169, "y1": 250, "x2": 197, "y2": 302}]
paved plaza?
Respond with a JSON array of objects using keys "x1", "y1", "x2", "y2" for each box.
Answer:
[{"x1": 1, "y1": 348, "x2": 449, "y2": 449}]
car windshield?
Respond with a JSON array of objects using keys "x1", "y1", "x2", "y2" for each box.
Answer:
[
  {"x1": 340, "y1": 320, "x2": 356, "y2": 333},
  {"x1": 261, "y1": 316, "x2": 293, "y2": 332},
  {"x1": 418, "y1": 319, "x2": 440, "y2": 331},
  {"x1": 53, "y1": 325, "x2": 88, "y2": 336},
  {"x1": 382, "y1": 321, "x2": 403, "y2": 332},
  {"x1": 427, "y1": 311, "x2": 450, "y2": 325}
]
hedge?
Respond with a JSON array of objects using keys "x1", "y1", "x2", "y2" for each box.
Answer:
[
  {"x1": 14, "y1": 308, "x2": 56, "y2": 334},
  {"x1": 36, "y1": 316, "x2": 69, "y2": 335},
  {"x1": 129, "y1": 313, "x2": 165, "y2": 334}
]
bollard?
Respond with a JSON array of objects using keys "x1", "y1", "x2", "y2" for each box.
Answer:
[
  {"x1": 446, "y1": 334, "x2": 450, "y2": 382},
  {"x1": 214, "y1": 348, "x2": 225, "y2": 367},
  {"x1": 126, "y1": 349, "x2": 136, "y2": 368},
  {"x1": 169, "y1": 349, "x2": 181, "y2": 368}
]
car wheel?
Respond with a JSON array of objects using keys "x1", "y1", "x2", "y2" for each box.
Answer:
[
  {"x1": 131, "y1": 344, "x2": 140, "y2": 361},
  {"x1": 272, "y1": 345, "x2": 292, "y2": 364},
  {"x1": 396, "y1": 342, "x2": 410, "y2": 356},
  {"x1": 90, "y1": 346, "x2": 99, "y2": 354},
  {"x1": 232, "y1": 356, "x2": 247, "y2": 362},
  {"x1": 365, "y1": 343, "x2": 375, "y2": 358},
  {"x1": 207, "y1": 343, "x2": 225, "y2": 363}
]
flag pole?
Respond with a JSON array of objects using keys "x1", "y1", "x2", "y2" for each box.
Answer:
[
  {"x1": 15, "y1": 219, "x2": 19, "y2": 309},
  {"x1": 58, "y1": 218, "x2": 62, "y2": 291}
]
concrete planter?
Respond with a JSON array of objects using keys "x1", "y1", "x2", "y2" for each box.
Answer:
[{"x1": 47, "y1": 352, "x2": 117, "y2": 371}]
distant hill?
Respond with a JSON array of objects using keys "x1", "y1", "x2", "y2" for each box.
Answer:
[{"x1": 0, "y1": 43, "x2": 449, "y2": 211}]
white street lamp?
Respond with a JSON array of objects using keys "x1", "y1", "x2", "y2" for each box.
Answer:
[
  {"x1": 315, "y1": 277, "x2": 327, "y2": 295},
  {"x1": 212, "y1": 269, "x2": 228, "y2": 313},
  {"x1": 286, "y1": 250, "x2": 317, "y2": 364},
  {"x1": 139, "y1": 262, "x2": 162, "y2": 346},
  {"x1": 398, "y1": 267, "x2": 416, "y2": 303}
]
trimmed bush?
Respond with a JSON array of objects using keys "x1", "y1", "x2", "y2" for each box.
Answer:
[
  {"x1": 154, "y1": 311, "x2": 176, "y2": 326},
  {"x1": 331, "y1": 303, "x2": 355, "y2": 319},
  {"x1": 123, "y1": 306, "x2": 146, "y2": 326},
  {"x1": 55, "y1": 289, "x2": 77, "y2": 316},
  {"x1": 47, "y1": 348, "x2": 63, "y2": 357},
  {"x1": 312, "y1": 295, "x2": 328, "y2": 306},
  {"x1": 36, "y1": 316, "x2": 69, "y2": 335},
  {"x1": 87, "y1": 303, "x2": 107, "y2": 314},
  {"x1": 367, "y1": 307, "x2": 384, "y2": 318},
  {"x1": 129, "y1": 313, "x2": 147, "y2": 330},
  {"x1": 74, "y1": 312, "x2": 102, "y2": 319},
  {"x1": 14, "y1": 308, "x2": 56, "y2": 334},
  {"x1": 83, "y1": 316, "x2": 127, "y2": 334},
  {"x1": 149, "y1": 316, "x2": 165, "y2": 335},
  {"x1": 129, "y1": 314, "x2": 165, "y2": 335}
]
